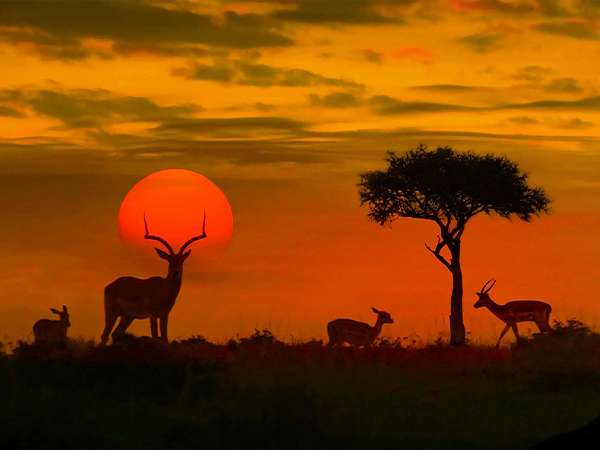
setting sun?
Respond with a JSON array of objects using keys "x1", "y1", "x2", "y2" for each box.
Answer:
[{"x1": 117, "y1": 169, "x2": 233, "y2": 273}]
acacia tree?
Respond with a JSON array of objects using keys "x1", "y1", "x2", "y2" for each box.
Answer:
[{"x1": 358, "y1": 144, "x2": 551, "y2": 345}]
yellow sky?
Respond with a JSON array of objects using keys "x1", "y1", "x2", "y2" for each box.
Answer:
[{"x1": 2, "y1": 0, "x2": 600, "y2": 345}]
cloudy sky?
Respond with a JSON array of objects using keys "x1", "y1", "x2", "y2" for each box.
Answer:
[{"x1": 2, "y1": 0, "x2": 600, "y2": 345}]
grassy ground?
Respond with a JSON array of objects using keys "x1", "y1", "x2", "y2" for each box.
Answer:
[{"x1": 1, "y1": 321, "x2": 599, "y2": 449}]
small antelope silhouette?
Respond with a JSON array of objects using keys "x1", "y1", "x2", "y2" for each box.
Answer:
[
  {"x1": 327, "y1": 307, "x2": 394, "y2": 347},
  {"x1": 33, "y1": 305, "x2": 71, "y2": 346}
]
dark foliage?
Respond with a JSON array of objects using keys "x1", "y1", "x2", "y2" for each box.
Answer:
[
  {"x1": 2, "y1": 323, "x2": 600, "y2": 449},
  {"x1": 530, "y1": 415, "x2": 600, "y2": 449},
  {"x1": 358, "y1": 144, "x2": 551, "y2": 227}
]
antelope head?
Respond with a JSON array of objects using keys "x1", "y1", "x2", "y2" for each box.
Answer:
[
  {"x1": 474, "y1": 279, "x2": 496, "y2": 308},
  {"x1": 144, "y1": 210, "x2": 207, "y2": 280},
  {"x1": 372, "y1": 307, "x2": 394, "y2": 324},
  {"x1": 50, "y1": 305, "x2": 71, "y2": 328}
]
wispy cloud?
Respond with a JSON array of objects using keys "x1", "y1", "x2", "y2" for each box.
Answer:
[
  {"x1": 409, "y1": 84, "x2": 491, "y2": 92},
  {"x1": 514, "y1": 65, "x2": 553, "y2": 83},
  {"x1": 459, "y1": 32, "x2": 502, "y2": 53},
  {"x1": 0, "y1": 105, "x2": 25, "y2": 118},
  {"x1": 544, "y1": 77, "x2": 584, "y2": 94},
  {"x1": 151, "y1": 116, "x2": 308, "y2": 138},
  {"x1": 501, "y1": 96, "x2": 600, "y2": 111},
  {"x1": 270, "y1": 0, "x2": 401, "y2": 25},
  {"x1": 508, "y1": 116, "x2": 538, "y2": 125},
  {"x1": 448, "y1": 0, "x2": 536, "y2": 15},
  {"x1": 307, "y1": 92, "x2": 362, "y2": 108},
  {"x1": 356, "y1": 48, "x2": 384, "y2": 65},
  {"x1": 0, "y1": 2, "x2": 294, "y2": 61},
  {"x1": 0, "y1": 87, "x2": 200, "y2": 128},
  {"x1": 173, "y1": 60, "x2": 364, "y2": 89},
  {"x1": 365, "y1": 92, "x2": 600, "y2": 116},
  {"x1": 557, "y1": 117, "x2": 594, "y2": 129},
  {"x1": 535, "y1": 20, "x2": 599, "y2": 40},
  {"x1": 368, "y1": 95, "x2": 479, "y2": 115}
]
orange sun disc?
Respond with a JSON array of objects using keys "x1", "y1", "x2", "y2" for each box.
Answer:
[{"x1": 117, "y1": 169, "x2": 233, "y2": 273}]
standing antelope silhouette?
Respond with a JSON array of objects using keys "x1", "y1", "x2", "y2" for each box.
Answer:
[
  {"x1": 474, "y1": 279, "x2": 553, "y2": 347},
  {"x1": 101, "y1": 211, "x2": 207, "y2": 345},
  {"x1": 33, "y1": 305, "x2": 71, "y2": 346},
  {"x1": 327, "y1": 307, "x2": 394, "y2": 347}
]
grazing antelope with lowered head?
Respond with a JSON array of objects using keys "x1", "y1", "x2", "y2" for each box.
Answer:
[
  {"x1": 101, "y1": 211, "x2": 207, "y2": 345},
  {"x1": 327, "y1": 307, "x2": 394, "y2": 347},
  {"x1": 474, "y1": 279, "x2": 552, "y2": 347},
  {"x1": 33, "y1": 305, "x2": 70, "y2": 346}
]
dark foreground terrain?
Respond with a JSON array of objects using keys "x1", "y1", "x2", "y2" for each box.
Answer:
[{"x1": 1, "y1": 321, "x2": 600, "y2": 450}]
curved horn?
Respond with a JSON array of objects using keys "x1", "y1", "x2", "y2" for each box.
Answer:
[
  {"x1": 481, "y1": 279, "x2": 496, "y2": 294},
  {"x1": 144, "y1": 213, "x2": 175, "y2": 255},
  {"x1": 178, "y1": 210, "x2": 207, "y2": 255}
]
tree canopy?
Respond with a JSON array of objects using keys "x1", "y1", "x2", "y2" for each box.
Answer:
[{"x1": 359, "y1": 144, "x2": 550, "y2": 233}]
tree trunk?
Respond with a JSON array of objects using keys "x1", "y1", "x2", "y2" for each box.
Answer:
[{"x1": 449, "y1": 245, "x2": 466, "y2": 346}]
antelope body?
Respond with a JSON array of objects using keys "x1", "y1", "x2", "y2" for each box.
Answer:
[
  {"x1": 327, "y1": 307, "x2": 394, "y2": 347},
  {"x1": 474, "y1": 279, "x2": 552, "y2": 347},
  {"x1": 33, "y1": 305, "x2": 70, "y2": 346},
  {"x1": 101, "y1": 211, "x2": 207, "y2": 345}
]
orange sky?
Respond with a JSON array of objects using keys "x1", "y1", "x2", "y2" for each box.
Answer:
[{"x1": 2, "y1": 0, "x2": 600, "y2": 346}]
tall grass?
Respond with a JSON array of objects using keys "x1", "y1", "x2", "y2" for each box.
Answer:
[{"x1": 1, "y1": 321, "x2": 599, "y2": 449}]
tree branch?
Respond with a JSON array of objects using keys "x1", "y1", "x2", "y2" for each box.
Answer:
[{"x1": 425, "y1": 235, "x2": 452, "y2": 271}]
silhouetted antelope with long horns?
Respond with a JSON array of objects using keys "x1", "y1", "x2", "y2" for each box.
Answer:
[
  {"x1": 101, "y1": 211, "x2": 207, "y2": 345},
  {"x1": 33, "y1": 305, "x2": 71, "y2": 346},
  {"x1": 474, "y1": 279, "x2": 552, "y2": 347},
  {"x1": 327, "y1": 307, "x2": 394, "y2": 347}
]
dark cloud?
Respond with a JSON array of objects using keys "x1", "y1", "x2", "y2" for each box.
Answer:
[
  {"x1": 122, "y1": 142, "x2": 336, "y2": 165},
  {"x1": 0, "y1": 27, "x2": 95, "y2": 61},
  {"x1": 356, "y1": 48, "x2": 384, "y2": 64},
  {"x1": 111, "y1": 42, "x2": 227, "y2": 58},
  {"x1": 514, "y1": 65, "x2": 553, "y2": 83},
  {"x1": 175, "y1": 62, "x2": 235, "y2": 82},
  {"x1": 501, "y1": 96, "x2": 600, "y2": 111},
  {"x1": 151, "y1": 116, "x2": 308, "y2": 137},
  {"x1": 84, "y1": 130, "x2": 347, "y2": 166},
  {"x1": 365, "y1": 92, "x2": 600, "y2": 116},
  {"x1": 4, "y1": 123, "x2": 600, "y2": 180},
  {"x1": 270, "y1": 0, "x2": 401, "y2": 25},
  {"x1": 0, "y1": 88, "x2": 200, "y2": 128},
  {"x1": 0, "y1": 24, "x2": 232, "y2": 61},
  {"x1": 450, "y1": 0, "x2": 537, "y2": 15},
  {"x1": 508, "y1": 116, "x2": 538, "y2": 125},
  {"x1": 544, "y1": 77, "x2": 584, "y2": 94},
  {"x1": 301, "y1": 127, "x2": 600, "y2": 144},
  {"x1": 175, "y1": 60, "x2": 364, "y2": 89},
  {"x1": 0, "y1": 105, "x2": 25, "y2": 118},
  {"x1": 557, "y1": 117, "x2": 594, "y2": 129},
  {"x1": 578, "y1": 0, "x2": 600, "y2": 19},
  {"x1": 368, "y1": 95, "x2": 480, "y2": 115},
  {"x1": 307, "y1": 92, "x2": 362, "y2": 108},
  {"x1": 539, "y1": 0, "x2": 573, "y2": 17},
  {"x1": 409, "y1": 84, "x2": 489, "y2": 92},
  {"x1": 0, "y1": 1, "x2": 294, "y2": 61},
  {"x1": 535, "y1": 20, "x2": 599, "y2": 40},
  {"x1": 459, "y1": 32, "x2": 502, "y2": 53},
  {"x1": 254, "y1": 102, "x2": 278, "y2": 112}
]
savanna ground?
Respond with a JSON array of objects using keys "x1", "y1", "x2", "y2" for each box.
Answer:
[{"x1": 0, "y1": 321, "x2": 599, "y2": 450}]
